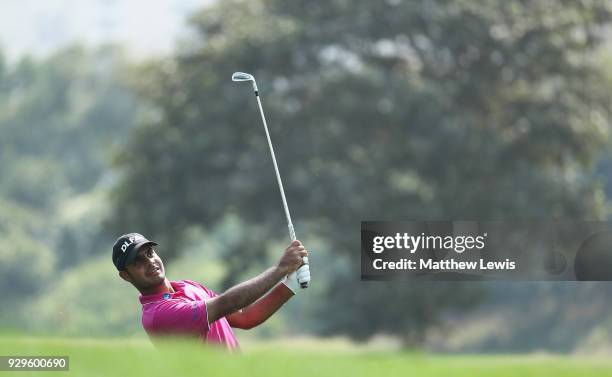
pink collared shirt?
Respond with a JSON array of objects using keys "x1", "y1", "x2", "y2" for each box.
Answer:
[{"x1": 139, "y1": 280, "x2": 239, "y2": 350}]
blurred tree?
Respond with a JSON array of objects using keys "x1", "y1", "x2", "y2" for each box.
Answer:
[
  {"x1": 0, "y1": 46, "x2": 141, "y2": 197},
  {"x1": 0, "y1": 45, "x2": 146, "y2": 336},
  {"x1": 0, "y1": 46, "x2": 143, "y2": 269},
  {"x1": 110, "y1": 0, "x2": 612, "y2": 345}
]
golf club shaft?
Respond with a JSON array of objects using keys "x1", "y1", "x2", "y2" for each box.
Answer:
[
  {"x1": 255, "y1": 95, "x2": 294, "y2": 239},
  {"x1": 254, "y1": 90, "x2": 310, "y2": 288}
]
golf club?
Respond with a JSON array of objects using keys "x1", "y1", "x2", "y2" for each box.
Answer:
[{"x1": 232, "y1": 71, "x2": 311, "y2": 288}]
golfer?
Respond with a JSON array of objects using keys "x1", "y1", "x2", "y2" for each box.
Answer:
[{"x1": 112, "y1": 232, "x2": 309, "y2": 350}]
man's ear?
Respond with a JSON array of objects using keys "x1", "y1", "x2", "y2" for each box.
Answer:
[{"x1": 119, "y1": 270, "x2": 132, "y2": 283}]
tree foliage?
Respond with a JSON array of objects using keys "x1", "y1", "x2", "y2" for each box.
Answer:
[{"x1": 0, "y1": 46, "x2": 142, "y2": 326}]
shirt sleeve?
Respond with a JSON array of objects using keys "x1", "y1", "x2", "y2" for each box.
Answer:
[
  {"x1": 187, "y1": 280, "x2": 218, "y2": 298},
  {"x1": 151, "y1": 299, "x2": 210, "y2": 336}
]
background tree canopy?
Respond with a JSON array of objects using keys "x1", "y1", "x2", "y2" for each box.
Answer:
[
  {"x1": 108, "y1": 0, "x2": 612, "y2": 346},
  {"x1": 0, "y1": 46, "x2": 143, "y2": 324}
]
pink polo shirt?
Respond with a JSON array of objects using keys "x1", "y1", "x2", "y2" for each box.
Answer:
[{"x1": 139, "y1": 280, "x2": 239, "y2": 350}]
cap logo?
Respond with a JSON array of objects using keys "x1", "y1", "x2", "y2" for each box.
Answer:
[{"x1": 120, "y1": 236, "x2": 136, "y2": 253}]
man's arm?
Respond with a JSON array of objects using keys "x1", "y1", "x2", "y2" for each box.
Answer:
[
  {"x1": 225, "y1": 282, "x2": 294, "y2": 329},
  {"x1": 205, "y1": 240, "x2": 307, "y2": 325}
]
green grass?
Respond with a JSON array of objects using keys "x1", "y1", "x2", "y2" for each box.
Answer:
[{"x1": 1, "y1": 336, "x2": 611, "y2": 377}]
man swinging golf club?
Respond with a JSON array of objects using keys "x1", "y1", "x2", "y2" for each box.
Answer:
[
  {"x1": 113, "y1": 233, "x2": 309, "y2": 350},
  {"x1": 113, "y1": 72, "x2": 311, "y2": 350}
]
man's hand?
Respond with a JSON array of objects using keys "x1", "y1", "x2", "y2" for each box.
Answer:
[
  {"x1": 277, "y1": 240, "x2": 308, "y2": 275},
  {"x1": 280, "y1": 240, "x2": 309, "y2": 294}
]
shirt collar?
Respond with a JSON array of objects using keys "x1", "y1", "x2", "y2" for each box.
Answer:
[{"x1": 138, "y1": 280, "x2": 185, "y2": 305}]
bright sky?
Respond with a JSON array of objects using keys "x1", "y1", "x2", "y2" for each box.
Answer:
[{"x1": 0, "y1": 0, "x2": 213, "y2": 61}]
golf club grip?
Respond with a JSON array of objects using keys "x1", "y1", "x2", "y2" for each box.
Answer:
[
  {"x1": 297, "y1": 261, "x2": 310, "y2": 288},
  {"x1": 289, "y1": 223, "x2": 310, "y2": 288}
]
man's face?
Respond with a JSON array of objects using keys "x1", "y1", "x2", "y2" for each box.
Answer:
[{"x1": 119, "y1": 245, "x2": 166, "y2": 291}]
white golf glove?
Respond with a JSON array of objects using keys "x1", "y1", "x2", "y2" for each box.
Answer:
[{"x1": 282, "y1": 258, "x2": 311, "y2": 294}]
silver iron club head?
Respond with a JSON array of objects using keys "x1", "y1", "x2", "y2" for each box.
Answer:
[{"x1": 232, "y1": 72, "x2": 254, "y2": 82}]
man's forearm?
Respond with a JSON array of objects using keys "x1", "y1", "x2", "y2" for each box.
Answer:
[
  {"x1": 229, "y1": 283, "x2": 294, "y2": 329},
  {"x1": 207, "y1": 266, "x2": 285, "y2": 323}
]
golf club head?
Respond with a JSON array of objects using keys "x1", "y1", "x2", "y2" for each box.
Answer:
[{"x1": 232, "y1": 72, "x2": 254, "y2": 82}]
